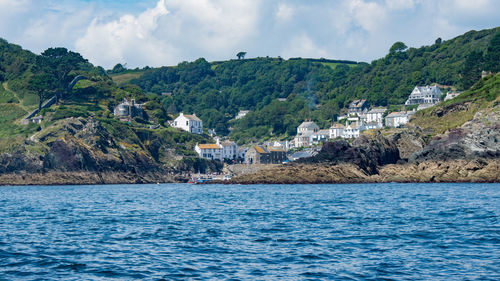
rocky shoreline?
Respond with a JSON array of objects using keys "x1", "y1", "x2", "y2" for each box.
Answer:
[
  {"x1": 223, "y1": 159, "x2": 499, "y2": 184},
  {"x1": 0, "y1": 171, "x2": 187, "y2": 186}
]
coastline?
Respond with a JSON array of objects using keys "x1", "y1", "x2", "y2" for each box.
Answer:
[
  {"x1": 0, "y1": 171, "x2": 186, "y2": 186},
  {"x1": 222, "y1": 159, "x2": 500, "y2": 185},
  {"x1": 4, "y1": 159, "x2": 497, "y2": 186}
]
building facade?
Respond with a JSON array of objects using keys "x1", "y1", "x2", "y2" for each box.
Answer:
[
  {"x1": 173, "y1": 113, "x2": 203, "y2": 134},
  {"x1": 348, "y1": 99, "x2": 369, "y2": 115},
  {"x1": 329, "y1": 124, "x2": 345, "y2": 139},
  {"x1": 114, "y1": 99, "x2": 144, "y2": 119},
  {"x1": 385, "y1": 111, "x2": 416, "y2": 128},
  {"x1": 405, "y1": 86, "x2": 442, "y2": 105},
  {"x1": 195, "y1": 138, "x2": 238, "y2": 161},
  {"x1": 294, "y1": 121, "x2": 319, "y2": 147}
]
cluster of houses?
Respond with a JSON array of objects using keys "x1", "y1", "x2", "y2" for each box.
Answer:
[
  {"x1": 194, "y1": 138, "x2": 289, "y2": 164},
  {"x1": 112, "y1": 84, "x2": 464, "y2": 164},
  {"x1": 291, "y1": 85, "x2": 447, "y2": 148}
]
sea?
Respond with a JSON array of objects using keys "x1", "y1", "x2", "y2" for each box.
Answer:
[{"x1": 0, "y1": 183, "x2": 498, "y2": 280}]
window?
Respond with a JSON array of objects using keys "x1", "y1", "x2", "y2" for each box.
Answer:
[{"x1": 186, "y1": 121, "x2": 189, "y2": 126}]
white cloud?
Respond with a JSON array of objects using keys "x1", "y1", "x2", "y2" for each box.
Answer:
[
  {"x1": 385, "y1": 0, "x2": 417, "y2": 10},
  {"x1": 276, "y1": 3, "x2": 294, "y2": 23},
  {"x1": 0, "y1": 0, "x2": 498, "y2": 68},
  {"x1": 75, "y1": 0, "x2": 176, "y2": 68},
  {"x1": 74, "y1": 0, "x2": 261, "y2": 67},
  {"x1": 282, "y1": 33, "x2": 330, "y2": 59},
  {"x1": 349, "y1": 0, "x2": 388, "y2": 32}
]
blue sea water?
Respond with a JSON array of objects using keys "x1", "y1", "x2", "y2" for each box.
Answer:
[{"x1": 0, "y1": 183, "x2": 499, "y2": 280}]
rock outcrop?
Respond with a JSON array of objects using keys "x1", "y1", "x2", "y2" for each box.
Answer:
[
  {"x1": 299, "y1": 131, "x2": 400, "y2": 174},
  {"x1": 411, "y1": 108, "x2": 500, "y2": 162}
]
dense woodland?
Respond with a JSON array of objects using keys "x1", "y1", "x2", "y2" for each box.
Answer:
[{"x1": 126, "y1": 27, "x2": 499, "y2": 143}]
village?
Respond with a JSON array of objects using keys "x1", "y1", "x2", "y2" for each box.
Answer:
[{"x1": 113, "y1": 84, "x2": 461, "y2": 166}]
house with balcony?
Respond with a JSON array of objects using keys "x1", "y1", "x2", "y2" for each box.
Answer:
[{"x1": 405, "y1": 86, "x2": 442, "y2": 105}]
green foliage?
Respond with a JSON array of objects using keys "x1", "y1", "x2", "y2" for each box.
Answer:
[{"x1": 389, "y1": 42, "x2": 408, "y2": 53}]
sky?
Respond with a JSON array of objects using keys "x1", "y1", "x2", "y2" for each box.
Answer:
[{"x1": 0, "y1": 0, "x2": 498, "y2": 69}]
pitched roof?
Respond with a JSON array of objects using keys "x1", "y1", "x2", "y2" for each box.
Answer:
[
  {"x1": 349, "y1": 99, "x2": 367, "y2": 108},
  {"x1": 267, "y1": 146, "x2": 284, "y2": 152},
  {"x1": 298, "y1": 121, "x2": 319, "y2": 129},
  {"x1": 198, "y1": 144, "x2": 221, "y2": 149},
  {"x1": 221, "y1": 140, "x2": 236, "y2": 146},
  {"x1": 314, "y1": 129, "x2": 329, "y2": 136},
  {"x1": 386, "y1": 111, "x2": 407, "y2": 118},
  {"x1": 184, "y1": 114, "x2": 202, "y2": 121},
  {"x1": 367, "y1": 107, "x2": 387, "y2": 114},
  {"x1": 254, "y1": 146, "x2": 269, "y2": 154},
  {"x1": 330, "y1": 123, "x2": 345, "y2": 129}
]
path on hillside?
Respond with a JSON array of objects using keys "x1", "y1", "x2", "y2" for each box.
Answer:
[
  {"x1": 2, "y1": 82, "x2": 30, "y2": 112},
  {"x1": 24, "y1": 75, "x2": 88, "y2": 120}
]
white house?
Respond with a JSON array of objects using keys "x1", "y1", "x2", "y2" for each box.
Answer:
[
  {"x1": 195, "y1": 143, "x2": 223, "y2": 161},
  {"x1": 235, "y1": 110, "x2": 250, "y2": 119},
  {"x1": 173, "y1": 113, "x2": 203, "y2": 134},
  {"x1": 195, "y1": 138, "x2": 238, "y2": 161},
  {"x1": 329, "y1": 124, "x2": 345, "y2": 139},
  {"x1": 343, "y1": 122, "x2": 366, "y2": 138},
  {"x1": 220, "y1": 139, "x2": 239, "y2": 160},
  {"x1": 405, "y1": 86, "x2": 442, "y2": 105},
  {"x1": 385, "y1": 111, "x2": 416, "y2": 128},
  {"x1": 366, "y1": 107, "x2": 387, "y2": 123},
  {"x1": 294, "y1": 121, "x2": 319, "y2": 147},
  {"x1": 311, "y1": 129, "x2": 329, "y2": 144}
]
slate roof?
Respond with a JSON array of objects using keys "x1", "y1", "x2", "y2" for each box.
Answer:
[
  {"x1": 298, "y1": 121, "x2": 319, "y2": 129},
  {"x1": 184, "y1": 114, "x2": 202, "y2": 121}
]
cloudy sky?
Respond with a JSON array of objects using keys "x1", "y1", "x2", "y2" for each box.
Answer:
[{"x1": 0, "y1": 0, "x2": 498, "y2": 68}]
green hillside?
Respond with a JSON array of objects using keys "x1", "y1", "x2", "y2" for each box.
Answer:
[
  {"x1": 125, "y1": 27, "x2": 499, "y2": 142},
  {"x1": 0, "y1": 39, "x2": 221, "y2": 173}
]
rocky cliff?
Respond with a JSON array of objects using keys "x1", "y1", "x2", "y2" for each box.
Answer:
[{"x1": 0, "y1": 117, "x2": 221, "y2": 185}]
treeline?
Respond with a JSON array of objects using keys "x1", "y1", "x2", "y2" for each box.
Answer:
[{"x1": 127, "y1": 27, "x2": 499, "y2": 142}]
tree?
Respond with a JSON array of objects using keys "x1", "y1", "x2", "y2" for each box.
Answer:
[
  {"x1": 461, "y1": 51, "x2": 484, "y2": 90},
  {"x1": 38, "y1": 47, "x2": 88, "y2": 95},
  {"x1": 236, "y1": 52, "x2": 247, "y2": 60},
  {"x1": 435, "y1": 37, "x2": 442, "y2": 45},
  {"x1": 111, "y1": 63, "x2": 127, "y2": 73},
  {"x1": 389, "y1": 42, "x2": 408, "y2": 54},
  {"x1": 28, "y1": 73, "x2": 57, "y2": 111},
  {"x1": 484, "y1": 32, "x2": 500, "y2": 73}
]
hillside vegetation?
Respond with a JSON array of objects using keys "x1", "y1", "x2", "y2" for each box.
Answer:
[
  {"x1": 0, "y1": 39, "x2": 221, "y2": 174},
  {"x1": 125, "y1": 27, "x2": 499, "y2": 143}
]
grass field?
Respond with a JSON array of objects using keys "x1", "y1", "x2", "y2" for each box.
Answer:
[
  {"x1": 111, "y1": 71, "x2": 146, "y2": 85},
  {"x1": 319, "y1": 62, "x2": 358, "y2": 69}
]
